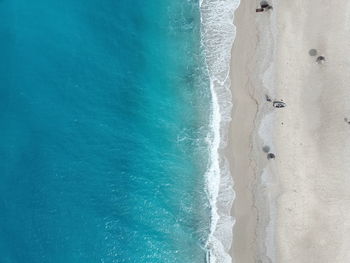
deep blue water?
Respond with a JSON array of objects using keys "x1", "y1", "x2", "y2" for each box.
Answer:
[{"x1": 0, "y1": 0, "x2": 212, "y2": 262}]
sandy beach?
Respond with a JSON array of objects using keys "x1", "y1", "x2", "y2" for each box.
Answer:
[{"x1": 229, "y1": 0, "x2": 350, "y2": 262}]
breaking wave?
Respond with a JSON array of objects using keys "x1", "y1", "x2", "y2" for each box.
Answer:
[{"x1": 199, "y1": 0, "x2": 241, "y2": 262}]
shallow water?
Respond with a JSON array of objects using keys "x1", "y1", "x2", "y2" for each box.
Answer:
[{"x1": 0, "y1": 1, "x2": 212, "y2": 262}]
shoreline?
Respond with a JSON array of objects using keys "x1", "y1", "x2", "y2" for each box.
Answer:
[{"x1": 199, "y1": 0, "x2": 241, "y2": 262}]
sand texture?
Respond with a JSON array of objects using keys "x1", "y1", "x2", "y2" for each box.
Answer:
[{"x1": 229, "y1": 0, "x2": 350, "y2": 262}]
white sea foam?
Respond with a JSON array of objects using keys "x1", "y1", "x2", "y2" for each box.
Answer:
[{"x1": 199, "y1": 0, "x2": 240, "y2": 262}]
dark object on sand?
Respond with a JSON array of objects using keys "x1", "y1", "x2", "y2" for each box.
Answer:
[
  {"x1": 267, "y1": 153, "x2": 275, "y2": 160},
  {"x1": 262, "y1": 1, "x2": 273, "y2": 9},
  {"x1": 260, "y1": 1, "x2": 269, "y2": 8},
  {"x1": 309, "y1": 49, "x2": 317, "y2": 56},
  {"x1": 256, "y1": 1, "x2": 272, "y2": 12},
  {"x1": 273, "y1": 101, "x2": 286, "y2": 108},
  {"x1": 345, "y1": 118, "x2": 350, "y2": 124},
  {"x1": 316, "y1": 56, "x2": 326, "y2": 63},
  {"x1": 265, "y1": 95, "x2": 272, "y2": 102},
  {"x1": 262, "y1": 146, "x2": 270, "y2": 153}
]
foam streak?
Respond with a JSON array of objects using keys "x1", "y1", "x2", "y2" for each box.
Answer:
[{"x1": 199, "y1": 0, "x2": 241, "y2": 262}]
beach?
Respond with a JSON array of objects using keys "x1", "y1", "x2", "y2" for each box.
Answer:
[{"x1": 229, "y1": 0, "x2": 350, "y2": 262}]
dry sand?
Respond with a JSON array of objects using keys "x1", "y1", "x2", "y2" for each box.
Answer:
[{"x1": 229, "y1": 0, "x2": 350, "y2": 262}]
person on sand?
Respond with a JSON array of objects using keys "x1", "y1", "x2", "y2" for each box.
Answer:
[
  {"x1": 316, "y1": 56, "x2": 326, "y2": 63},
  {"x1": 256, "y1": 1, "x2": 273, "y2": 12}
]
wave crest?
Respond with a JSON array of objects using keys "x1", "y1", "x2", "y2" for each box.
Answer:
[{"x1": 199, "y1": 0, "x2": 240, "y2": 262}]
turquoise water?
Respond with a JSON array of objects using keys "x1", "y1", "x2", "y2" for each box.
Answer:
[{"x1": 0, "y1": 0, "x2": 213, "y2": 262}]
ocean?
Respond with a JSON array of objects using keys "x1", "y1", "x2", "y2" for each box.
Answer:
[{"x1": 0, "y1": 0, "x2": 238, "y2": 262}]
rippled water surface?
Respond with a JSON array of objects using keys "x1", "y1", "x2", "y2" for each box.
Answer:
[{"x1": 0, "y1": 0, "x2": 212, "y2": 262}]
